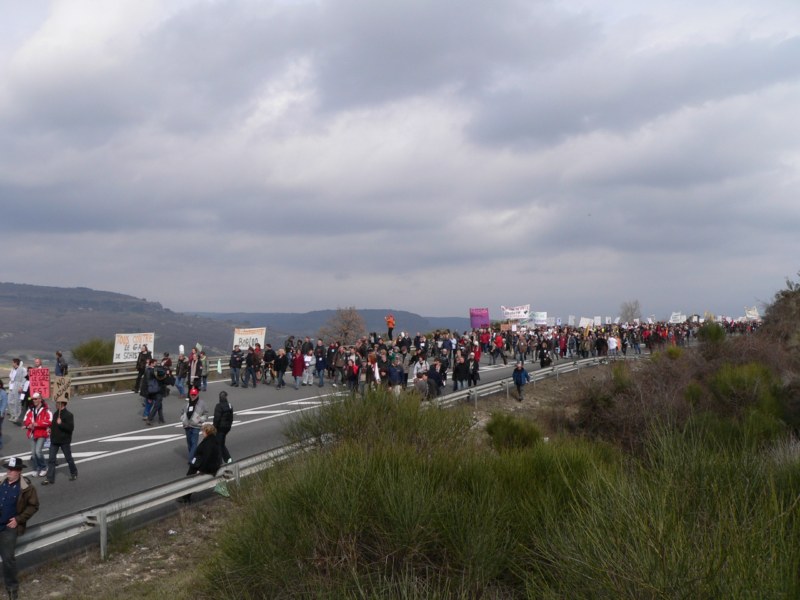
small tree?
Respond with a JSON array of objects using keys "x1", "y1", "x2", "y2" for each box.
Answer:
[
  {"x1": 318, "y1": 306, "x2": 366, "y2": 345},
  {"x1": 72, "y1": 338, "x2": 114, "y2": 366},
  {"x1": 619, "y1": 299, "x2": 642, "y2": 323}
]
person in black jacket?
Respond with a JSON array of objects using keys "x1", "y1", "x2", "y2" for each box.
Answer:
[
  {"x1": 42, "y1": 397, "x2": 78, "y2": 485},
  {"x1": 213, "y1": 391, "x2": 234, "y2": 464},
  {"x1": 133, "y1": 345, "x2": 152, "y2": 393},
  {"x1": 186, "y1": 424, "x2": 222, "y2": 476}
]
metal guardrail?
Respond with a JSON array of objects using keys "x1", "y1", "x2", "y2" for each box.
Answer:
[
  {"x1": 18, "y1": 353, "x2": 644, "y2": 562},
  {"x1": 18, "y1": 441, "x2": 311, "y2": 561}
]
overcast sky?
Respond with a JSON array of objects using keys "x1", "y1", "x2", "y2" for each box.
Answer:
[{"x1": 2, "y1": 0, "x2": 798, "y2": 321}]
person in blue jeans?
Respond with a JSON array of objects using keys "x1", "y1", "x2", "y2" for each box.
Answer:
[
  {"x1": 180, "y1": 388, "x2": 207, "y2": 462},
  {"x1": 512, "y1": 362, "x2": 530, "y2": 402}
]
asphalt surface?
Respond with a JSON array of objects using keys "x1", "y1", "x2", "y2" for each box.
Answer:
[{"x1": 5, "y1": 356, "x2": 531, "y2": 524}]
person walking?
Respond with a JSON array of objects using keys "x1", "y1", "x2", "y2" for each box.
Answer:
[
  {"x1": 512, "y1": 362, "x2": 530, "y2": 402},
  {"x1": 213, "y1": 391, "x2": 234, "y2": 464},
  {"x1": 42, "y1": 396, "x2": 78, "y2": 485},
  {"x1": 229, "y1": 345, "x2": 243, "y2": 387},
  {"x1": 0, "y1": 383, "x2": 6, "y2": 453},
  {"x1": 133, "y1": 345, "x2": 152, "y2": 394},
  {"x1": 23, "y1": 393, "x2": 51, "y2": 477},
  {"x1": 177, "y1": 423, "x2": 222, "y2": 504},
  {"x1": 199, "y1": 350, "x2": 209, "y2": 391},
  {"x1": 180, "y1": 388, "x2": 207, "y2": 463},
  {"x1": 274, "y1": 348, "x2": 289, "y2": 389},
  {"x1": 0, "y1": 457, "x2": 39, "y2": 600},
  {"x1": 7, "y1": 360, "x2": 25, "y2": 426},
  {"x1": 186, "y1": 424, "x2": 222, "y2": 477}
]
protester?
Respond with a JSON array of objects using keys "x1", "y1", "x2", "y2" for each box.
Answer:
[
  {"x1": 274, "y1": 348, "x2": 289, "y2": 389},
  {"x1": 23, "y1": 393, "x2": 51, "y2": 477},
  {"x1": 229, "y1": 345, "x2": 243, "y2": 387},
  {"x1": 0, "y1": 383, "x2": 5, "y2": 452},
  {"x1": 0, "y1": 457, "x2": 39, "y2": 600},
  {"x1": 42, "y1": 395, "x2": 78, "y2": 485},
  {"x1": 180, "y1": 388, "x2": 207, "y2": 462},
  {"x1": 213, "y1": 391, "x2": 234, "y2": 464},
  {"x1": 291, "y1": 349, "x2": 305, "y2": 390},
  {"x1": 186, "y1": 423, "x2": 222, "y2": 477},
  {"x1": 7, "y1": 361, "x2": 25, "y2": 426},
  {"x1": 512, "y1": 362, "x2": 531, "y2": 402},
  {"x1": 133, "y1": 345, "x2": 152, "y2": 394}
]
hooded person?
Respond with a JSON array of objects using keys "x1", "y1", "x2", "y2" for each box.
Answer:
[
  {"x1": 0, "y1": 457, "x2": 39, "y2": 599},
  {"x1": 213, "y1": 391, "x2": 234, "y2": 464}
]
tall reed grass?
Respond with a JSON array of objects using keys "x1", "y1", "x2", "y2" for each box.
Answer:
[{"x1": 197, "y1": 388, "x2": 800, "y2": 598}]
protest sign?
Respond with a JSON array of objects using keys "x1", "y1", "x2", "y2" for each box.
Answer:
[
  {"x1": 29, "y1": 367, "x2": 51, "y2": 399},
  {"x1": 233, "y1": 327, "x2": 266, "y2": 349},
  {"x1": 113, "y1": 332, "x2": 156, "y2": 363}
]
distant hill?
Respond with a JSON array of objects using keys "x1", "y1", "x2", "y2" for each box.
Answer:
[
  {"x1": 193, "y1": 310, "x2": 472, "y2": 341},
  {"x1": 0, "y1": 282, "x2": 235, "y2": 364},
  {"x1": 0, "y1": 283, "x2": 471, "y2": 365}
]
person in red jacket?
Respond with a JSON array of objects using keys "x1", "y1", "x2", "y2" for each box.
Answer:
[
  {"x1": 291, "y1": 349, "x2": 306, "y2": 390},
  {"x1": 23, "y1": 393, "x2": 51, "y2": 477}
]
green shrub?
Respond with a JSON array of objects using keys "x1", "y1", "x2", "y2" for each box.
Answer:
[
  {"x1": 610, "y1": 362, "x2": 632, "y2": 393},
  {"x1": 665, "y1": 346, "x2": 683, "y2": 360},
  {"x1": 284, "y1": 387, "x2": 473, "y2": 452},
  {"x1": 485, "y1": 412, "x2": 542, "y2": 451},
  {"x1": 697, "y1": 322, "x2": 727, "y2": 345},
  {"x1": 708, "y1": 362, "x2": 781, "y2": 418},
  {"x1": 71, "y1": 337, "x2": 114, "y2": 366},
  {"x1": 684, "y1": 381, "x2": 704, "y2": 406}
]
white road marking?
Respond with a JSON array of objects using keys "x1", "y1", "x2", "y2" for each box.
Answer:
[{"x1": 100, "y1": 436, "x2": 179, "y2": 442}]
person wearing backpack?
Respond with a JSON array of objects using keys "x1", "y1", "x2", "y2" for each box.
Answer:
[{"x1": 213, "y1": 391, "x2": 234, "y2": 464}]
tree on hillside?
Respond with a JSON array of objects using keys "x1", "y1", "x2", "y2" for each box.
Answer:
[
  {"x1": 619, "y1": 299, "x2": 642, "y2": 323},
  {"x1": 318, "y1": 307, "x2": 366, "y2": 345},
  {"x1": 762, "y1": 270, "x2": 800, "y2": 350},
  {"x1": 72, "y1": 338, "x2": 114, "y2": 366}
]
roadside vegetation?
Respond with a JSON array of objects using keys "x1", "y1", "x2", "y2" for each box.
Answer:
[
  {"x1": 29, "y1": 275, "x2": 800, "y2": 598},
  {"x1": 192, "y1": 279, "x2": 800, "y2": 598}
]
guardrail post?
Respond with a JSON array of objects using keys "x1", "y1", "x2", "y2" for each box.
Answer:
[
  {"x1": 98, "y1": 509, "x2": 108, "y2": 561},
  {"x1": 233, "y1": 463, "x2": 241, "y2": 486}
]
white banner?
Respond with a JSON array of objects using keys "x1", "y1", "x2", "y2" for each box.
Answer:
[
  {"x1": 533, "y1": 311, "x2": 547, "y2": 326},
  {"x1": 568, "y1": 315, "x2": 575, "y2": 327},
  {"x1": 113, "y1": 332, "x2": 155, "y2": 363},
  {"x1": 614, "y1": 317, "x2": 621, "y2": 324},
  {"x1": 605, "y1": 316, "x2": 612, "y2": 325},
  {"x1": 669, "y1": 312, "x2": 684, "y2": 324},
  {"x1": 546, "y1": 317, "x2": 555, "y2": 327},
  {"x1": 594, "y1": 316, "x2": 602, "y2": 327},
  {"x1": 556, "y1": 317, "x2": 562, "y2": 326},
  {"x1": 744, "y1": 306, "x2": 760, "y2": 320},
  {"x1": 579, "y1": 317, "x2": 593, "y2": 328},
  {"x1": 233, "y1": 327, "x2": 266, "y2": 349},
  {"x1": 501, "y1": 304, "x2": 530, "y2": 320}
]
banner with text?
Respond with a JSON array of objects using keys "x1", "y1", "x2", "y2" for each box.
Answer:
[
  {"x1": 29, "y1": 367, "x2": 51, "y2": 399},
  {"x1": 113, "y1": 332, "x2": 156, "y2": 363},
  {"x1": 579, "y1": 317, "x2": 593, "y2": 328},
  {"x1": 233, "y1": 327, "x2": 266, "y2": 349},
  {"x1": 533, "y1": 311, "x2": 548, "y2": 326},
  {"x1": 469, "y1": 308, "x2": 491, "y2": 329},
  {"x1": 501, "y1": 304, "x2": 530, "y2": 320}
]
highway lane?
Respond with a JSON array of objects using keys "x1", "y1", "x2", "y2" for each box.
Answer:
[{"x1": 2, "y1": 357, "x2": 528, "y2": 523}]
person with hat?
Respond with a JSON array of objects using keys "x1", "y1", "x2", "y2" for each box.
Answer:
[
  {"x1": 180, "y1": 388, "x2": 207, "y2": 463},
  {"x1": 23, "y1": 393, "x2": 51, "y2": 477},
  {"x1": 41, "y1": 394, "x2": 77, "y2": 486},
  {"x1": 0, "y1": 457, "x2": 39, "y2": 599}
]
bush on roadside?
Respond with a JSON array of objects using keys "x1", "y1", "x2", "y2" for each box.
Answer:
[{"x1": 485, "y1": 412, "x2": 542, "y2": 451}]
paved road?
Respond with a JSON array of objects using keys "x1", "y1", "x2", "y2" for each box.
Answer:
[{"x1": 3, "y1": 356, "x2": 536, "y2": 524}]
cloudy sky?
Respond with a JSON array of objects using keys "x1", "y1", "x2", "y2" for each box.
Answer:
[{"x1": 2, "y1": 0, "x2": 798, "y2": 321}]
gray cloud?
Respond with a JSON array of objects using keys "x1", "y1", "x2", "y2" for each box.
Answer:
[{"x1": 0, "y1": 0, "x2": 797, "y2": 321}]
